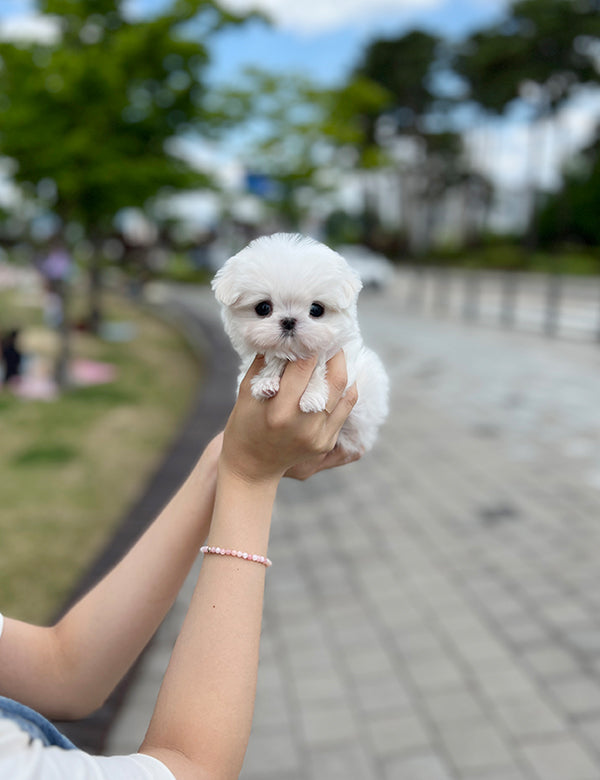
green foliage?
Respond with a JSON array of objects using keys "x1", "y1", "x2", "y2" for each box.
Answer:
[
  {"x1": 158, "y1": 252, "x2": 213, "y2": 284},
  {"x1": 322, "y1": 75, "x2": 391, "y2": 166},
  {"x1": 430, "y1": 238, "x2": 600, "y2": 275},
  {"x1": 538, "y1": 134, "x2": 600, "y2": 247},
  {"x1": 323, "y1": 209, "x2": 364, "y2": 246},
  {"x1": 454, "y1": 0, "x2": 600, "y2": 117},
  {"x1": 449, "y1": 0, "x2": 600, "y2": 252},
  {"x1": 207, "y1": 68, "x2": 325, "y2": 169},
  {"x1": 206, "y1": 68, "x2": 340, "y2": 227},
  {"x1": 453, "y1": 29, "x2": 529, "y2": 114},
  {"x1": 0, "y1": 0, "x2": 249, "y2": 235},
  {"x1": 354, "y1": 29, "x2": 441, "y2": 131},
  {"x1": 431, "y1": 239, "x2": 530, "y2": 270}
]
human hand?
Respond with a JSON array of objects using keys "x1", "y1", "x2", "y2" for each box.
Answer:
[
  {"x1": 220, "y1": 350, "x2": 358, "y2": 485},
  {"x1": 284, "y1": 443, "x2": 362, "y2": 481}
]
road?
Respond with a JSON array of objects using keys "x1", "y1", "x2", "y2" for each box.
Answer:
[{"x1": 108, "y1": 277, "x2": 600, "y2": 780}]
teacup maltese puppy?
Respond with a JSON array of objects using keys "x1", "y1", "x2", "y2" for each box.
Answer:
[{"x1": 212, "y1": 233, "x2": 389, "y2": 454}]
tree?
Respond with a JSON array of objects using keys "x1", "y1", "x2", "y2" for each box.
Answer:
[
  {"x1": 205, "y1": 68, "x2": 361, "y2": 231},
  {"x1": 349, "y1": 29, "x2": 466, "y2": 252},
  {"x1": 355, "y1": 30, "x2": 440, "y2": 135},
  {"x1": 453, "y1": 0, "x2": 600, "y2": 245},
  {"x1": 0, "y1": 0, "x2": 249, "y2": 333},
  {"x1": 321, "y1": 74, "x2": 393, "y2": 245},
  {"x1": 538, "y1": 126, "x2": 600, "y2": 249}
]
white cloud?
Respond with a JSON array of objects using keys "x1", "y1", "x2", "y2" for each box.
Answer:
[
  {"x1": 0, "y1": 13, "x2": 60, "y2": 43},
  {"x1": 467, "y1": 88, "x2": 600, "y2": 191},
  {"x1": 218, "y1": 0, "x2": 442, "y2": 34},
  {"x1": 166, "y1": 136, "x2": 245, "y2": 190}
]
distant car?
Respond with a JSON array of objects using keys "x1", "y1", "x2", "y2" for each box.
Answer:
[{"x1": 335, "y1": 245, "x2": 395, "y2": 290}]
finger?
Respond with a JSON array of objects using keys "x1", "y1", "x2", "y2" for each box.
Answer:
[
  {"x1": 326, "y1": 382, "x2": 358, "y2": 434},
  {"x1": 284, "y1": 453, "x2": 327, "y2": 481},
  {"x1": 277, "y1": 355, "x2": 318, "y2": 404},
  {"x1": 238, "y1": 354, "x2": 265, "y2": 396},
  {"x1": 285, "y1": 444, "x2": 361, "y2": 480},
  {"x1": 318, "y1": 444, "x2": 362, "y2": 472},
  {"x1": 324, "y1": 350, "x2": 348, "y2": 414}
]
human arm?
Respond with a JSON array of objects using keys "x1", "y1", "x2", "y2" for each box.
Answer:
[
  {"x1": 140, "y1": 353, "x2": 357, "y2": 780},
  {"x1": 0, "y1": 433, "x2": 222, "y2": 720}
]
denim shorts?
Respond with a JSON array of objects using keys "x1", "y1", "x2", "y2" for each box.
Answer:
[{"x1": 0, "y1": 696, "x2": 76, "y2": 749}]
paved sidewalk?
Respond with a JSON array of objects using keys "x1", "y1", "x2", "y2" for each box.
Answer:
[{"x1": 108, "y1": 281, "x2": 600, "y2": 780}]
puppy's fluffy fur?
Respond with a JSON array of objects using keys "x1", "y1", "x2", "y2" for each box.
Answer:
[{"x1": 212, "y1": 233, "x2": 389, "y2": 454}]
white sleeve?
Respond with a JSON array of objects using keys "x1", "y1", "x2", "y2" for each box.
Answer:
[
  {"x1": 0, "y1": 613, "x2": 4, "y2": 640},
  {"x1": 0, "y1": 719, "x2": 176, "y2": 780},
  {"x1": 51, "y1": 751, "x2": 177, "y2": 780}
]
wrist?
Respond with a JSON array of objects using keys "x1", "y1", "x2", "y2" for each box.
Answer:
[
  {"x1": 217, "y1": 452, "x2": 283, "y2": 494},
  {"x1": 206, "y1": 459, "x2": 278, "y2": 558}
]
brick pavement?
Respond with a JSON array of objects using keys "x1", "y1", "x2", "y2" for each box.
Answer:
[{"x1": 107, "y1": 281, "x2": 600, "y2": 779}]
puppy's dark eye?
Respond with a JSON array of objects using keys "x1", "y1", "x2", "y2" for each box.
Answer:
[
  {"x1": 310, "y1": 302, "x2": 324, "y2": 318},
  {"x1": 255, "y1": 301, "x2": 272, "y2": 317}
]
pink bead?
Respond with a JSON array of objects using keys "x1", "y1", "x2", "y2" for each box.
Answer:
[{"x1": 201, "y1": 545, "x2": 272, "y2": 567}]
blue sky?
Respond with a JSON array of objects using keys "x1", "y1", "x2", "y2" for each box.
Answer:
[
  {"x1": 0, "y1": 0, "x2": 509, "y2": 87},
  {"x1": 205, "y1": 0, "x2": 508, "y2": 86},
  {"x1": 2, "y1": 0, "x2": 599, "y2": 198}
]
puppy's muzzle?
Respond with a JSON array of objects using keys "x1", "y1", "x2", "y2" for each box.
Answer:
[{"x1": 280, "y1": 317, "x2": 296, "y2": 334}]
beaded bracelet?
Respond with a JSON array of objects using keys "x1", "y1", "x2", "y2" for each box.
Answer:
[{"x1": 200, "y1": 545, "x2": 272, "y2": 567}]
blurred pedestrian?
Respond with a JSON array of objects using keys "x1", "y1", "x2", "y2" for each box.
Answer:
[
  {"x1": 40, "y1": 240, "x2": 72, "y2": 329},
  {"x1": 39, "y1": 238, "x2": 72, "y2": 387},
  {"x1": 1, "y1": 329, "x2": 22, "y2": 388}
]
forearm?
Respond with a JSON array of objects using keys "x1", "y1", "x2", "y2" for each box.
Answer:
[
  {"x1": 0, "y1": 440, "x2": 219, "y2": 719},
  {"x1": 141, "y1": 465, "x2": 278, "y2": 780}
]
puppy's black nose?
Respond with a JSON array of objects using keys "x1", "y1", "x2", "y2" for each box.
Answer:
[{"x1": 281, "y1": 317, "x2": 296, "y2": 332}]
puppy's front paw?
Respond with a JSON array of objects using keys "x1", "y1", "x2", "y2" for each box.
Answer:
[
  {"x1": 251, "y1": 375, "x2": 280, "y2": 400},
  {"x1": 299, "y1": 387, "x2": 327, "y2": 413}
]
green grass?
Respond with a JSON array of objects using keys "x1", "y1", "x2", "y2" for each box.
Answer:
[
  {"x1": 427, "y1": 243, "x2": 600, "y2": 275},
  {"x1": 154, "y1": 252, "x2": 214, "y2": 285},
  {"x1": 0, "y1": 285, "x2": 200, "y2": 624},
  {"x1": 11, "y1": 444, "x2": 79, "y2": 468}
]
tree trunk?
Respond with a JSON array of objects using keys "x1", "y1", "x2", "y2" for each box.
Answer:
[
  {"x1": 523, "y1": 102, "x2": 553, "y2": 251},
  {"x1": 88, "y1": 253, "x2": 103, "y2": 334}
]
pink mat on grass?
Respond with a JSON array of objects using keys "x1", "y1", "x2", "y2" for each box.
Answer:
[{"x1": 70, "y1": 359, "x2": 117, "y2": 386}]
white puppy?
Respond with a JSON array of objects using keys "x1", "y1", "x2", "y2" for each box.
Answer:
[{"x1": 211, "y1": 233, "x2": 389, "y2": 454}]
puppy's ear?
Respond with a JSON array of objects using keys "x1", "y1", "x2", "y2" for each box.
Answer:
[
  {"x1": 338, "y1": 265, "x2": 363, "y2": 308},
  {"x1": 211, "y1": 257, "x2": 242, "y2": 306}
]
